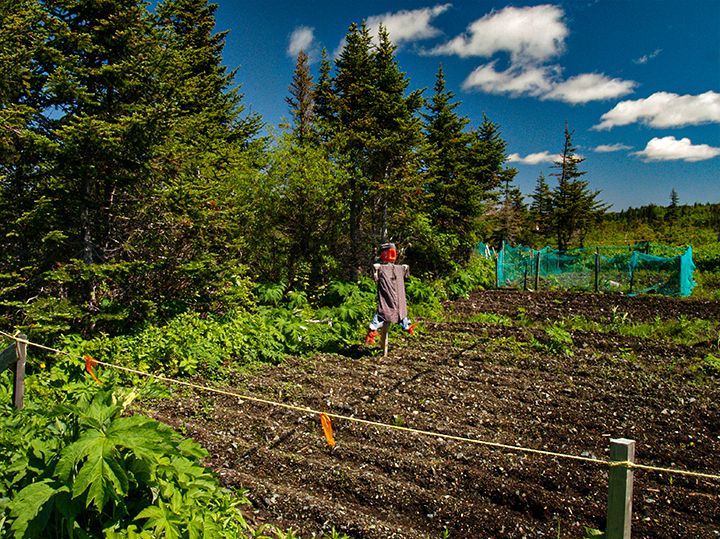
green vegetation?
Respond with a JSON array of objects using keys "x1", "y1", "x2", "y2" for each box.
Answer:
[{"x1": 0, "y1": 357, "x2": 350, "y2": 538}]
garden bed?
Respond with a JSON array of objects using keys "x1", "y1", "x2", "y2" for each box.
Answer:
[{"x1": 144, "y1": 290, "x2": 720, "y2": 538}]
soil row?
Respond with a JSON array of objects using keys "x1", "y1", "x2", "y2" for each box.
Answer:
[{"x1": 144, "y1": 291, "x2": 720, "y2": 539}]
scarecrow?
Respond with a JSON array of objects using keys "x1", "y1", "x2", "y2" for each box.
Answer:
[{"x1": 365, "y1": 243, "x2": 417, "y2": 345}]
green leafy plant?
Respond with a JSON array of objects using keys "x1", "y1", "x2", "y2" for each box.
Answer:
[
  {"x1": 700, "y1": 353, "x2": 720, "y2": 376},
  {"x1": 0, "y1": 365, "x2": 256, "y2": 539},
  {"x1": 543, "y1": 326, "x2": 574, "y2": 356}
]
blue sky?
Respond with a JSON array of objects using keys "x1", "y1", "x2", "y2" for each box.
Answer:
[{"x1": 209, "y1": 0, "x2": 719, "y2": 211}]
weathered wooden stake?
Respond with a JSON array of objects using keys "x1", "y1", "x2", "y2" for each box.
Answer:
[
  {"x1": 594, "y1": 249, "x2": 600, "y2": 293},
  {"x1": 13, "y1": 336, "x2": 27, "y2": 410},
  {"x1": 380, "y1": 324, "x2": 390, "y2": 357},
  {"x1": 534, "y1": 251, "x2": 541, "y2": 291},
  {"x1": 1, "y1": 334, "x2": 27, "y2": 410},
  {"x1": 606, "y1": 438, "x2": 635, "y2": 539},
  {"x1": 495, "y1": 253, "x2": 500, "y2": 288}
]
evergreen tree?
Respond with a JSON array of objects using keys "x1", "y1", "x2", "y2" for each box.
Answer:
[
  {"x1": 367, "y1": 26, "x2": 424, "y2": 244},
  {"x1": 549, "y1": 124, "x2": 609, "y2": 251},
  {"x1": 330, "y1": 23, "x2": 424, "y2": 276},
  {"x1": 313, "y1": 48, "x2": 335, "y2": 142},
  {"x1": 422, "y1": 65, "x2": 472, "y2": 232},
  {"x1": 670, "y1": 188, "x2": 679, "y2": 208},
  {"x1": 332, "y1": 22, "x2": 373, "y2": 275},
  {"x1": 529, "y1": 172, "x2": 552, "y2": 244},
  {"x1": 493, "y1": 176, "x2": 527, "y2": 247},
  {"x1": 285, "y1": 49, "x2": 315, "y2": 142},
  {"x1": 0, "y1": 0, "x2": 54, "y2": 272},
  {"x1": 420, "y1": 68, "x2": 512, "y2": 268},
  {"x1": 0, "y1": 0, "x2": 262, "y2": 333},
  {"x1": 24, "y1": 0, "x2": 165, "y2": 266}
]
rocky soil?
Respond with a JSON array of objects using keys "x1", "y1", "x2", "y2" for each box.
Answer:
[{"x1": 144, "y1": 290, "x2": 720, "y2": 539}]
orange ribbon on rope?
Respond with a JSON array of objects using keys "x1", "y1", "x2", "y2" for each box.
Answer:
[
  {"x1": 320, "y1": 413, "x2": 335, "y2": 448},
  {"x1": 84, "y1": 355, "x2": 103, "y2": 385}
]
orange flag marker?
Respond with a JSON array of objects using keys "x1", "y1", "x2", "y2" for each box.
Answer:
[
  {"x1": 84, "y1": 355, "x2": 103, "y2": 385},
  {"x1": 320, "y1": 412, "x2": 335, "y2": 448}
]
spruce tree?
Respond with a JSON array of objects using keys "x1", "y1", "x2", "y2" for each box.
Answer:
[
  {"x1": 549, "y1": 124, "x2": 609, "y2": 251},
  {"x1": 367, "y1": 25, "x2": 424, "y2": 244},
  {"x1": 285, "y1": 49, "x2": 315, "y2": 142},
  {"x1": 313, "y1": 48, "x2": 335, "y2": 142},
  {"x1": 423, "y1": 65, "x2": 471, "y2": 228},
  {"x1": 0, "y1": 0, "x2": 263, "y2": 332},
  {"x1": 0, "y1": 0, "x2": 53, "y2": 272},
  {"x1": 31, "y1": 0, "x2": 165, "y2": 265},
  {"x1": 330, "y1": 22, "x2": 424, "y2": 275},
  {"x1": 155, "y1": 0, "x2": 261, "y2": 144},
  {"x1": 529, "y1": 172, "x2": 553, "y2": 244},
  {"x1": 421, "y1": 69, "x2": 514, "y2": 267},
  {"x1": 493, "y1": 176, "x2": 526, "y2": 247}
]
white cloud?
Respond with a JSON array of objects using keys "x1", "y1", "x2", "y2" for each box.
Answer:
[
  {"x1": 427, "y1": 5, "x2": 635, "y2": 103},
  {"x1": 634, "y1": 137, "x2": 720, "y2": 162},
  {"x1": 594, "y1": 143, "x2": 633, "y2": 153},
  {"x1": 633, "y1": 48, "x2": 662, "y2": 65},
  {"x1": 288, "y1": 26, "x2": 320, "y2": 62},
  {"x1": 367, "y1": 4, "x2": 451, "y2": 45},
  {"x1": 462, "y1": 61, "x2": 557, "y2": 96},
  {"x1": 593, "y1": 91, "x2": 720, "y2": 130},
  {"x1": 543, "y1": 73, "x2": 637, "y2": 104},
  {"x1": 427, "y1": 5, "x2": 568, "y2": 63},
  {"x1": 508, "y1": 151, "x2": 560, "y2": 165}
]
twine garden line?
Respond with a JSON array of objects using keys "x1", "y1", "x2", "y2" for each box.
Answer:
[{"x1": 2, "y1": 331, "x2": 718, "y2": 482}]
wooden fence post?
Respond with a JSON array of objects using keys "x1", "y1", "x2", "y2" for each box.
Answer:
[
  {"x1": 606, "y1": 438, "x2": 635, "y2": 539},
  {"x1": 594, "y1": 249, "x2": 600, "y2": 293},
  {"x1": 534, "y1": 251, "x2": 541, "y2": 291},
  {"x1": 13, "y1": 335, "x2": 27, "y2": 410},
  {"x1": 1, "y1": 334, "x2": 27, "y2": 410}
]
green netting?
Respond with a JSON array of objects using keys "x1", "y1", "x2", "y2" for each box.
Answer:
[{"x1": 496, "y1": 242, "x2": 696, "y2": 297}]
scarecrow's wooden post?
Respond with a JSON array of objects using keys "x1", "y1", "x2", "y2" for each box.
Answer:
[{"x1": 380, "y1": 324, "x2": 390, "y2": 357}]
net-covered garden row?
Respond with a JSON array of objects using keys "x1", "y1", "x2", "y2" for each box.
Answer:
[{"x1": 481, "y1": 242, "x2": 696, "y2": 297}]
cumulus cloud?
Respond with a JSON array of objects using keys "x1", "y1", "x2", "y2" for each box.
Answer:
[
  {"x1": 288, "y1": 26, "x2": 320, "y2": 62},
  {"x1": 593, "y1": 91, "x2": 720, "y2": 130},
  {"x1": 508, "y1": 151, "x2": 560, "y2": 165},
  {"x1": 427, "y1": 5, "x2": 568, "y2": 63},
  {"x1": 634, "y1": 137, "x2": 720, "y2": 162},
  {"x1": 367, "y1": 4, "x2": 451, "y2": 45},
  {"x1": 462, "y1": 61, "x2": 557, "y2": 96},
  {"x1": 426, "y1": 5, "x2": 635, "y2": 103},
  {"x1": 594, "y1": 143, "x2": 633, "y2": 153},
  {"x1": 543, "y1": 73, "x2": 637, "y2": 104}
]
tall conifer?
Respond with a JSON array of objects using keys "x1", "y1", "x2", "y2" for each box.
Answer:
[
  {"x1": 550, "y1": 124, "x2": 609, "y2": 251},
  {"x1": 285, "y1": 50, "x2": 315, "y2": 142}
]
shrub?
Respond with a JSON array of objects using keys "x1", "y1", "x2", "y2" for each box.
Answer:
[{"x1": 0, "y1": 370, "x2": 253, "y2": 538}]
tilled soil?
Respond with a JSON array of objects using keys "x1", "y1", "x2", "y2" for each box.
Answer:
[{"x1": 144, "y1": 291, "x2": 720, "y2": 539}]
